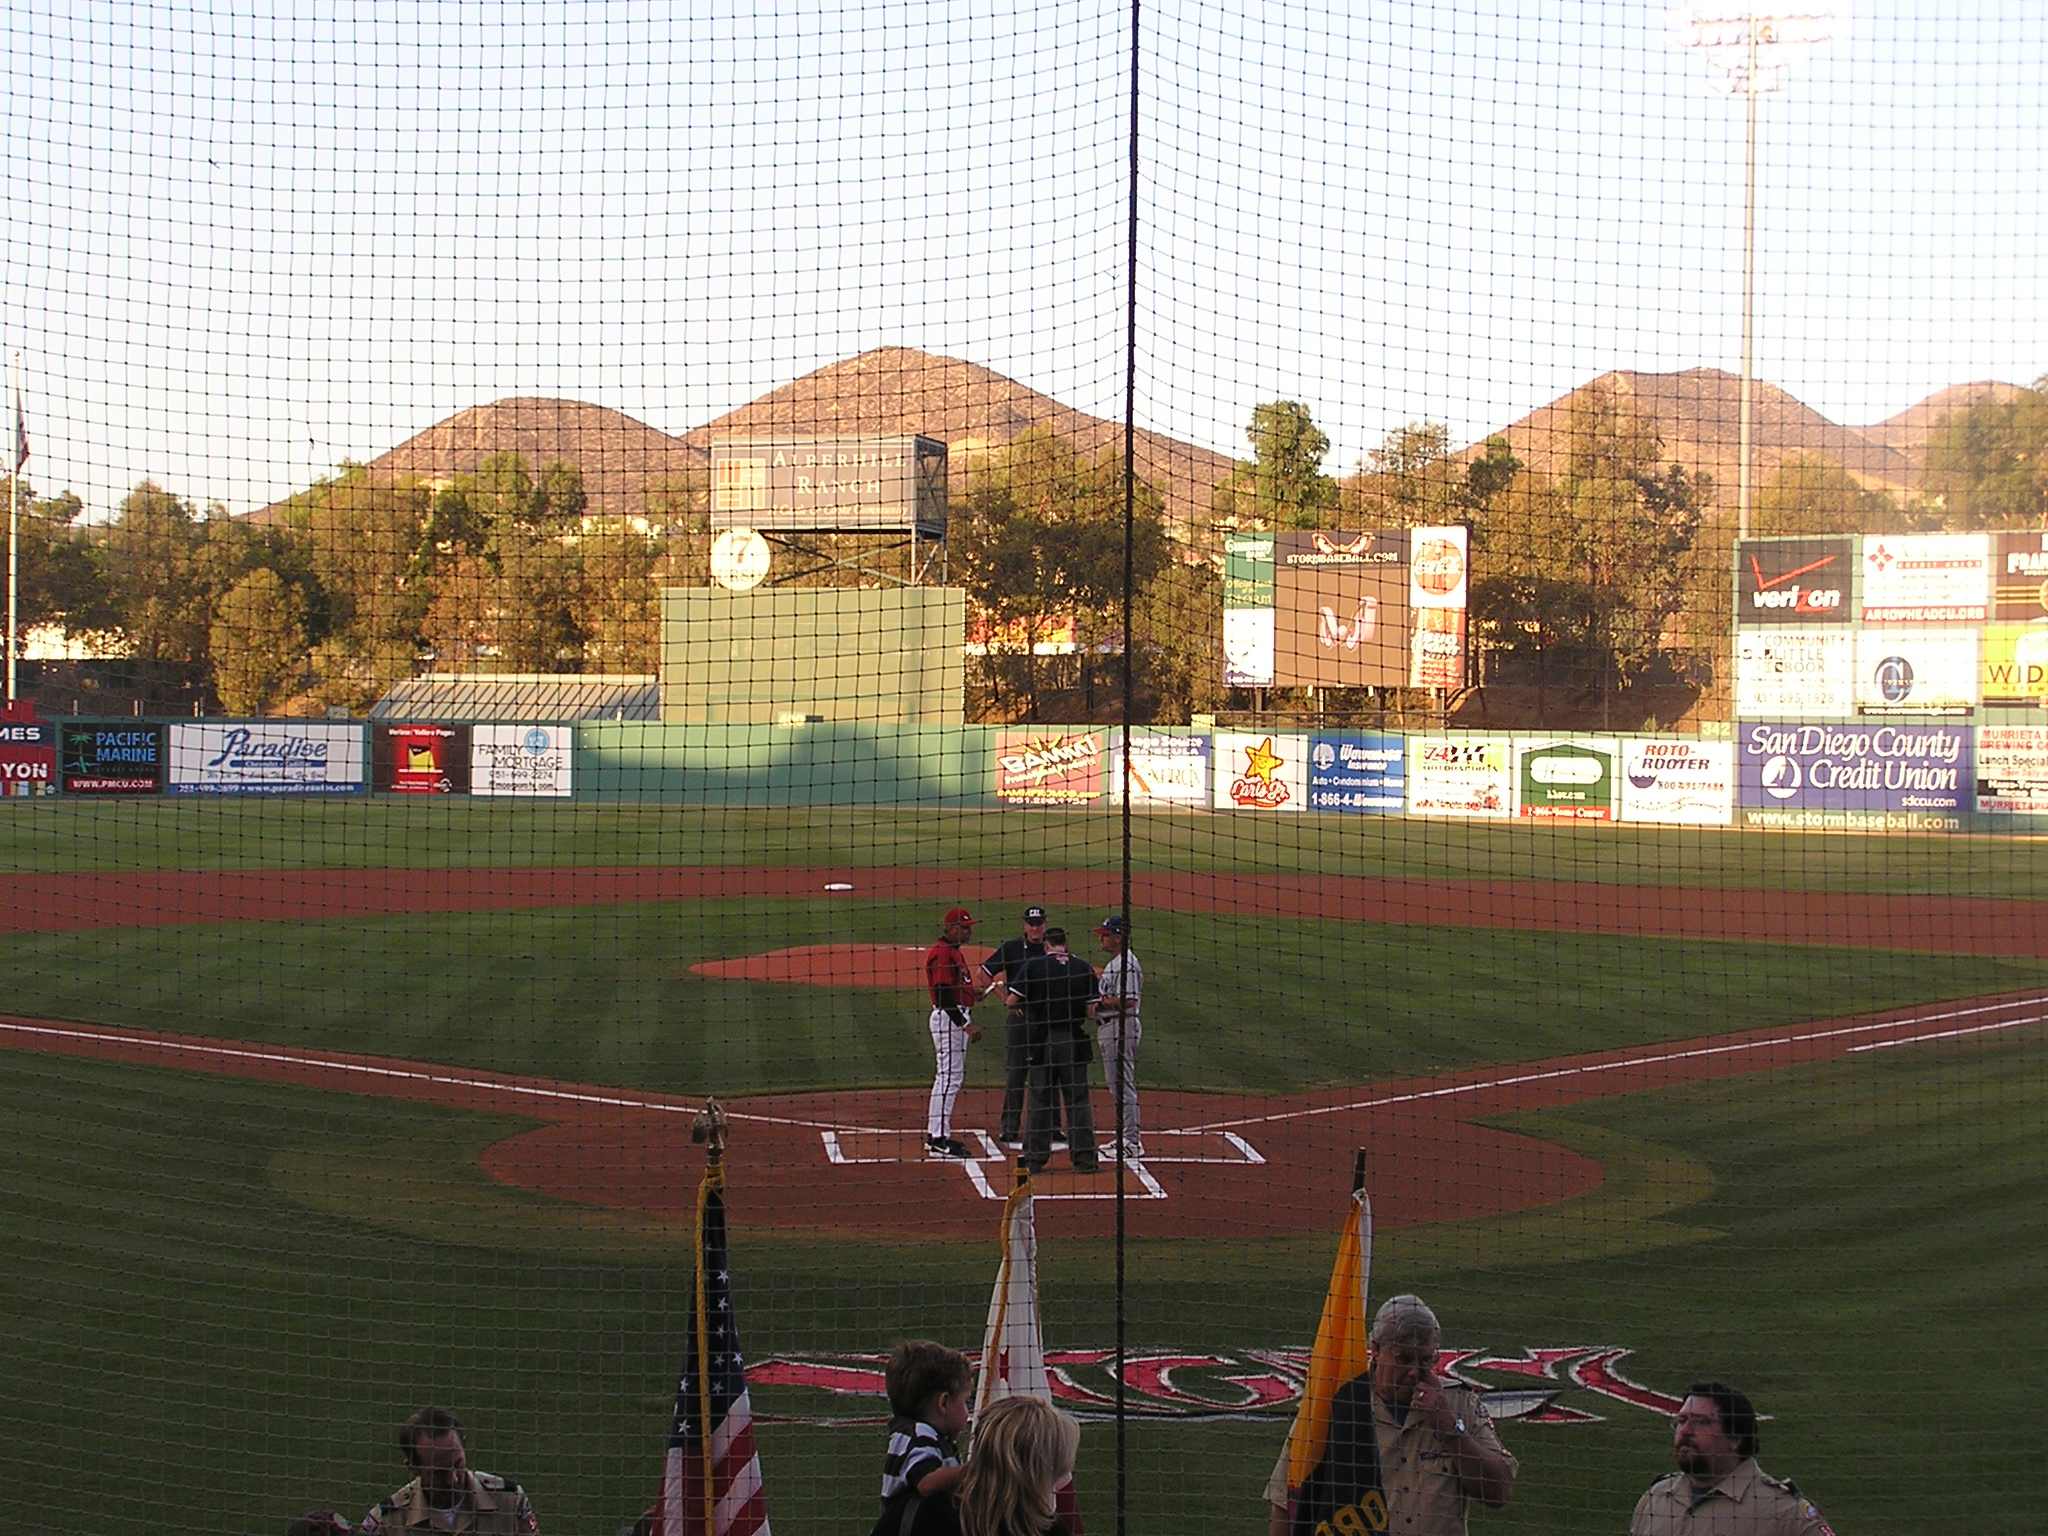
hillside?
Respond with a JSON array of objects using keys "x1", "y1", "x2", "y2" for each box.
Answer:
[
  {"x1": 1485, "y1": 368, "x2": 1912, "y2": 512},
  {"x1": 681, "y1": 347, "x2": 1236, "y2": 533},
  {"x1": 266, "y1": 355, "x2": 2018, "y2": 532},
  {"x1": 358, "y1": 396, "x2": 705, "y2": 524}
]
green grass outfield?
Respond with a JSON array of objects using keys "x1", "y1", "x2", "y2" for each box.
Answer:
[
  {"x1": 0, "y1": 796, "x2": 2044, "y2": 896},
  {"x1": 0, "y1": 799, "x2": 2042, "y2": 1533}
]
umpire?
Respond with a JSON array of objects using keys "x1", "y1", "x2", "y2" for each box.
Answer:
[
  {"x1": 980, "y1": 904, "x2": 1057, "y2": 1146},
  {"x1": 1005, "y1": 927, "x2": 1100, "y2": 1174}
]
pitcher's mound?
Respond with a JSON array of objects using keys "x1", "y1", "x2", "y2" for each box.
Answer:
[{"x1": 692, "y1": 944, "x2": 995, "y2": 987}]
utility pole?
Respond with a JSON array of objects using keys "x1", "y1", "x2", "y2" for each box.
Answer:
[{"x1": 1672, "y1": 9, "x2": 1841, "y2": 540}]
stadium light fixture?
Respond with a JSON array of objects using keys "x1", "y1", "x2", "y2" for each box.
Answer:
[{"x1": 1670, "y1": 8, "x2": 1843, "y2": 540}]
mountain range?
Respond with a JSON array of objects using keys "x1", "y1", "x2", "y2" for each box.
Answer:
[{"x1": 323, "y1": 346, "x2": 2020, "y2": 530}]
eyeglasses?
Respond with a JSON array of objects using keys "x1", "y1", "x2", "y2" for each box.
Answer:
[{"x1": 1376, "y1": 1347, "x2": 1435, "y2": 1370}]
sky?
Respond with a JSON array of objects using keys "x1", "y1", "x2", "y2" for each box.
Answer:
[{"x1": 1, "y1": 0, "x2": 2040, "y2": 521}]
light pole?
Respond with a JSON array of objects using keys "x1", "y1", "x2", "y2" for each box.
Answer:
[{"x1": 1671, "y1": 9, "x2": 1840, "y2": 539}]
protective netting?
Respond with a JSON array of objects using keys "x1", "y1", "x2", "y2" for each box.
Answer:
[{"x1": 1, "y1": 4, "x2": 2043, "y2": 1534}]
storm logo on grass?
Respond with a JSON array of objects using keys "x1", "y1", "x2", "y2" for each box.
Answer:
[{"x1": 1231, "y1": 736, "x2": 1291, "y2": 808}]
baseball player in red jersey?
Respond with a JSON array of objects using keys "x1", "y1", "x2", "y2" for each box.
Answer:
[{"x1": 923, "y1": 906, "x2": 985, "y2": 1158}]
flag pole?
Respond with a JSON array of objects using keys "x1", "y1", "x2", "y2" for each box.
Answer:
[
  {"x1": 7, "y1": 351, "x2": 21, "y2": 706},
  {"x1": 692, "y1": 1098, "x2": 730, "y2": 1536}
]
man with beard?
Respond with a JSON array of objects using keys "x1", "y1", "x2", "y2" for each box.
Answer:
[
  {"x1": 1631, "y1": 1382, "x2": 1835, "y2": 1536},
  {"x1": 362, "y1": 1407, "x2": 538, "y2": 1535}
]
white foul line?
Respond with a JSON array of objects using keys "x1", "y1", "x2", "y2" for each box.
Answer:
[
  {"x1": 1847, "y1": 1016, "x2": 2045, "y2": 1053},
  {"x1": 1183, "y1": 994, "x2": 2048, "y2": 1133}
]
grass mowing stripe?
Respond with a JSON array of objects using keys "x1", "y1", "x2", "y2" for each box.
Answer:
[
  {"x1": 1, "y1": 798, "x2": 2045, "y2": 897},
  {"x1": 2, "y1": 901, "x2": 2042, "y2": 1093}
]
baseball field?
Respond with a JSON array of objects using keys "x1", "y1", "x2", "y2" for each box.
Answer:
[{"x1": 1, "y1": 798, "x2": 2042, "y2": 1535}]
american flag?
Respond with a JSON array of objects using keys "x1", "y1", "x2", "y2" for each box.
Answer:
[{"x1": 652, "y1": 1163, "x2": 770, "y2": 1536}]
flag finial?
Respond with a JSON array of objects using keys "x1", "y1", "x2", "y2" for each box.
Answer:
[{"x1": 692, "y1": 1098, "x2": 730, "y2": 1165}]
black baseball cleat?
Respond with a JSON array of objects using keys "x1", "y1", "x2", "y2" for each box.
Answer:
[{"x1": 926, "y1": 1135, "x2": 974, "y2": 1158}]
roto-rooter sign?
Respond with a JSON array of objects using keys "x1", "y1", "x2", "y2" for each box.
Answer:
[{"x1": 1738, "y1": 722, "x2": 1972, "y2": 827}]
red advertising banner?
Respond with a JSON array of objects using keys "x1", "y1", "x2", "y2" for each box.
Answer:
[
  {"x1": 0, "y1": 702, "x2": 58, "y2": 797},
  {"x1": 372, "y1": 723, "x2": 471, "y2": 794},
  {"x1": 995, "y1": 729, "x2": 1105, "y2": 806}
]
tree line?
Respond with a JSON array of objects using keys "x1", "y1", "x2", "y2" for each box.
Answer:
[{"x1": 7, "y1": 374, "x2": 2042, "y2": 722}]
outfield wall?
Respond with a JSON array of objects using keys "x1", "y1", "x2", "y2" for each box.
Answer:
[{"x1": 28, "y1": 714, "x2": 2048, "y2": 829}]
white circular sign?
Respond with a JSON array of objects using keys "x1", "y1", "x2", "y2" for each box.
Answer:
[{"x1": 710, "y1": 527, "x2": 772, "y2": 591}]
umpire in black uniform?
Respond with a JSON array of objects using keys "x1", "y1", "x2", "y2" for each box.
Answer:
[
  {"x1": 1005, "y1": 927, "x2": 1100, "y2": 1174},
  {"x1": 980, "y1": 904, "x2": 1058, "y2": 1145}
]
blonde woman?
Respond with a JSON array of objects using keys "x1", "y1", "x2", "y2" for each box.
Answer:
[{"x1": 904, "y1": 1396, "x2": 1079, "y2": 1536}]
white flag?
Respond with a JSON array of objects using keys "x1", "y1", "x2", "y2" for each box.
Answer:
[{"x1": 976, "y1": 1173, "x2": 1046, "y2": 1413}]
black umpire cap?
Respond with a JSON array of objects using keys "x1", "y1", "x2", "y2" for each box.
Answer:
[{"x1": 1024, "y1": 905, "x2": 1048, "y2": 923}]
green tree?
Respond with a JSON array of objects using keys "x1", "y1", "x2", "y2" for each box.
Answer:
[
  {"x1": 1752, "y1": 453, "x2": 1911, "y2": 536},
  {"x1": 98, "y1": 481, "x2": 267, "y2": 663},
  {"x1": 275, "y1": 465, "x2": 435, "y2": 710},
  {"x1": 1131, "y1": 557, "x2": 1225, "y2": 722},
  {"x1": 954, "y1": 429, "x2": 1171, "y2": 719},
  {"x1": 1468, "y1": 383, "x2": 1708, "y2": 704},
  {"x1": 209, "y1": 567, "x2": 306, "y2": 714},
  {"x1": 574, "y1": 525, "x2": 662, "y2": 672},
  {"x1": 1923, "y1": 377, "x2": 2048, "y2": 526},
  {"x1": 0, "y1": 477, "x2": 100, "y2": 637},
  {"x1": 1209, "y1": 400, "x2": 1339, "y2": 531}
]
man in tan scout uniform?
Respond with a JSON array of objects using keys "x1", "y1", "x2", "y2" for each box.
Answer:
[
  {"x1": 361, "y1": 1407, "x2": 539, "y2": 1536},
  {"x1": 1630, "y1": 1381, "x2": 1835, "y2": 1536},
  {"x1": 1266, "y1": 1294, "x2": 1517, "y2": 1535}
]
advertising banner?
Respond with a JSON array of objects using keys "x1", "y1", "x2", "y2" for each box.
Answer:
[
  {"x1": 1307, "y1": 734, "x2": 1405, "y2": 812},
  {"x1": 1515, "y1": 739, "x2": 1616, "y2": 820},
  {"x1": 1991, "y1": 531, "x2": 2048, "y2": 622},
  {"x1": 1737, "y1": 721, "x2": 1973, "y2": 827},
  {"x1": 0, "y1": 705, "x2": 59, "y2": 796},
  {"x1": 1223, "y1": 606, "x2": 1276, "y2": 688},
  {"x1": 1734, "y1": 629, "x2": 1852, "y2": 718},
  {"x1": 1977, "y1": 726, "x2": 2048, "y2": 813},
  {"x1": 1212, "y1": 731, "x2": 1307, "y2": 811},
  {"x1": 1405, "y1": 736, "x2": 1511, "y2": 818},
  {"x1": 472, "y1": 724, "x2": 574, "y2": 798},
  {"x1": 1619, "y1": 740, "x2": 1735, "y2": 825},
  {"x1": 373, "y1": 723, "x2": 472, "y2": 794},
  {"x1": 1858, "y1": 533, "x2": 1992, "y2": 623},
  {"x1": 61, "y1": 723, "x2": 165, "y2": 794},
  {"x1": 168, "y1": 722, "x2": 366, "y2": 795},
  {"x1": 1224, "y1": 533, "x2": 1277, "y2": 608},
  {"x1": 1407, "y1": 526, "x2": 1470, "y2": 610},
  {"x1": 1980, "y1": 623, "x2": 2048, "y2": 706},
  {"x1": 1273, "y1": 531, "x2": 1408, "y2": 687},
  {"x1": 1734, "y1": 538, "x2": 1852, "y2": 625},
  {"x1": 1107, "y1": 732, "x2": 1209, "y2": 806},
  {"x1": 1853, "y1": 629, "x2": 1979, "y2": 713},
  {"x1": 1408, "y1": 607, "x2": 1467, "y2": 689},
  {"x1": 995, "y1": 729, "x2": 1105, "y2": 806}
]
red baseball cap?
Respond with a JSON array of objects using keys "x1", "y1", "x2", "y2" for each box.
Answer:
[{"x1": 943, "y1": 907, "x2": 976, "y2": 927}]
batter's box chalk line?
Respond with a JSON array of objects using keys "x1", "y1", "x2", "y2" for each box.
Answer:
[{"x1": 818, "y1": 1127, "x2": 1261, "y2": 1200}]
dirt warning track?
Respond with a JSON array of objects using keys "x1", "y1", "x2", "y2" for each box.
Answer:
[
  {"x1": 2, "y1": 864, "x2": 2045, "y2": 954},
  {"x1": 3, "y1": 991, "x2": 2039, "y2": 1240}
]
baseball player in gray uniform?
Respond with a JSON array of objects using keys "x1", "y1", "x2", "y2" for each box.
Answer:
[{"x1": 1093, "y1": 914, "x2": 1143, "y2": 1160}]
